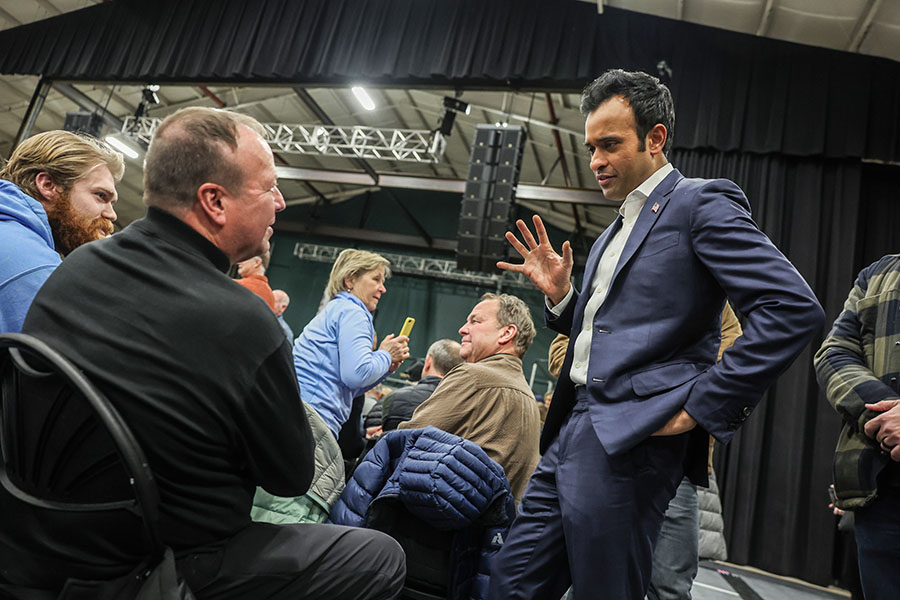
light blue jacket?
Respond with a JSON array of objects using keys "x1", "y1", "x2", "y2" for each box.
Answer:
[
  {"x1": 0, "y1": 180, "x2": 60, "y2": 333},
  {"x1": 293, "y1": 291, "x2": 391, "y2": 436}
]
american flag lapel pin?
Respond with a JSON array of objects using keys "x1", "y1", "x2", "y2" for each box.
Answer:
[{"x1": 651, "y1": 201, "x2": 660, "y2": 213}]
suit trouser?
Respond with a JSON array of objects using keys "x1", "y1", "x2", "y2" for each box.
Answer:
[
  {"x1": 488, "y1": 393, "x2": 688, "y2": 600},
  {"x1": 176, "y1": 522, "x2": 406, "y2": 600}
]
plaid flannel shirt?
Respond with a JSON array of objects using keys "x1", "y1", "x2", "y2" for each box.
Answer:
[{"x1": 814, "y1": 254, "x2": 900, "y2": 509}]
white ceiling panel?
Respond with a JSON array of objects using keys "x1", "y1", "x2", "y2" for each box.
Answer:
[
  {"x1": 767, "y1": 1, "x2": 868, "y2": 50},
  {"x1": 683, "y1": 0, "x2": 764, "y2": 34}
]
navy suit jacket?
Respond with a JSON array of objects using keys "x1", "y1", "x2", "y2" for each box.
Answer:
[{"x1": 543, "y1": 168, "x2": 824, "y2": 483}]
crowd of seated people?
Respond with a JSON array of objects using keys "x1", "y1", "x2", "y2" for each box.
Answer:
[
  {"x1": 0, "y1": 69, "x2": 851, "y2": 600},
  {"x1": 0, "y1": 115, "x2": 543, "y2": 600}
]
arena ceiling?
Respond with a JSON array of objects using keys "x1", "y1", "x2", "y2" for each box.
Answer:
[{"x1": 0, "y1": 0, "x2": 896, "y2": 244}]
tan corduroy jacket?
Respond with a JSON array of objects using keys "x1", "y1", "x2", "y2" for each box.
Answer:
[{"x1": 398, "y1": 353, "x2": 540, "y2": 504}]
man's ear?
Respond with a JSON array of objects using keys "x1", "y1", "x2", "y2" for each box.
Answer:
[
  {"x1": 196, "y1": 183, "x2": 227, "y2": 226},
  {"x1": 646, "y1": 124, "x2": 667, "y2": 156},
  {"x1": 498, "y1": 323, "x2": 518, "y2": 346},
  {"x1": 34, "y1": 172, "x2": 60, "y2": 205}
]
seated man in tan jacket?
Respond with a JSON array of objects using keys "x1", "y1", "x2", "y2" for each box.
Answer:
[{"x1": 399, "y1": 293, "x2": 541, "y2": 504}]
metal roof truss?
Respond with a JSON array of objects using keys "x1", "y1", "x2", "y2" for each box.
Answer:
[{"x1": 122, "y1": 116, "x2": 447, "y2": 164}]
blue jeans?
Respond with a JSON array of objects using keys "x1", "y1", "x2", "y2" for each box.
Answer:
[
  {"x1": 646, "y1": 477, "x2": 699, "y2": 600},
  {"x1": 855, "y1": 488, "x2": 900, "y2": 600}
]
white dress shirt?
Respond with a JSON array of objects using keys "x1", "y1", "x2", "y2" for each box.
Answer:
[{"x1": 549, "y1": 162, "x2": 674, "y2": 385}]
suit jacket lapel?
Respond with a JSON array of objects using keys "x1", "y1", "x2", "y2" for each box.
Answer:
[{"x1": 609, "y1": 168, "x2": 683, "y2": 286}]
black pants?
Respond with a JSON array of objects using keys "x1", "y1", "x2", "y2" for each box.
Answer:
[{"x1": 176, "y1": 522, "x2": 406, "y2": 600}]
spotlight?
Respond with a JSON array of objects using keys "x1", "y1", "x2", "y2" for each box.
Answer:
[
  {"x1": 134, "y1": 84, "x2": 161, "y2": 119},
  {"x1": 438, "y1": 96, "x2": 471, "y2": 137},
  {"x1": 442, "y1": 96, "x2": 470, "y2": 115},
  {"x1": 142, "y1": 84, "x2": 160, "y2": 105},
  {"x1": 438, "y1": 110, "x2": 457, "y2": 136}
]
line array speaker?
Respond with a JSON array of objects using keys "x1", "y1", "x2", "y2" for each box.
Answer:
[{"x1": 456, "y1": 125, "x2": 526, "y2": 273}]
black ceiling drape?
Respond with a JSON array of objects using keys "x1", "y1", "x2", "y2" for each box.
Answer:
[
  {"x1": 671, "y1": 148, "x2": 862, "y2": 585},
  {"x1": 2, "y1": 0, "x2": 900, "y2": 161}
]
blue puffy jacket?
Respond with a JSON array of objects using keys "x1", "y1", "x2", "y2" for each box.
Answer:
[{"x1": 330, "y1": 427, "x2": 515, "y2": 600}]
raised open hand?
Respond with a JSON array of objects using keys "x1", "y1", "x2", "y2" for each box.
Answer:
[{"x1": 497, "y1": 215, "x2": 573, "y2": 305}]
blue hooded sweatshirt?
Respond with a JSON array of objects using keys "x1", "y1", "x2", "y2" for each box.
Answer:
[{"x1": 0, "y1": 180, "x2": 60, "y2": 332}]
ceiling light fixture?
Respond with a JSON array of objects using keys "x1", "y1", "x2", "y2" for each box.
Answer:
[
  {"x1": 105, "y1": 135, "x2": 140, "y2": 159},
  {"x1": 351, "y1": 86, "x2": 376, "y2": 111}
]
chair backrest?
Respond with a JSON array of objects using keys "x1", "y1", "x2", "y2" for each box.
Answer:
[
  {"x1": 370, "y1": 499, "x2": 453, "y2": 600},
  {"x1": 0, "y1": 333, "x2": 163, "y2": 589}
]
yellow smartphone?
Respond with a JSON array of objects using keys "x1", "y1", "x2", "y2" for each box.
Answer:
[{"x1": 399, "y1": 317, "x2": 415, "y2": 337}]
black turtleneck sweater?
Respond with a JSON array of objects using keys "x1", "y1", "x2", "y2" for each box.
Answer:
[{"x1": 21, "y1": 207, "x2": 312, "y2": 560}]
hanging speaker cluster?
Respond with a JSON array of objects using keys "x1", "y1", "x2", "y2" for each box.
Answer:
[
  {"x1": 63, "y1": 112, "x2": 104, "y2": 139},
  {"x1": 456, "y1": 125, "x2": 527, "y2": 273}
]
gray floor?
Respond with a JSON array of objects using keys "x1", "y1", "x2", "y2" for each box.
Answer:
[{"x1": 693, "y1": 562, "x2": 849, "y2": 600}]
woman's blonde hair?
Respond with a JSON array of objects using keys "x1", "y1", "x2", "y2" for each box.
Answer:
[{"x1": 326, "y1": 249, "x2": 391, "y2": 301}]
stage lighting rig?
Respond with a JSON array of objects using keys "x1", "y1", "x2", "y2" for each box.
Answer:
[
  {"x1": 438, "y1": 95, "x2": 471, "y2": 136},
  {"x1": 134, "y1": 84, "x2": 161, "y2": 119}
]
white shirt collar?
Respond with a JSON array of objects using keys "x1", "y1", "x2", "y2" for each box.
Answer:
[{"x1": 618, "y1": 162, "x2": 674, "y2": 222}]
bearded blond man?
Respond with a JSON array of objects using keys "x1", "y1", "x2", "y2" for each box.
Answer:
[{"x1": 0, "y1": 130, "x2": 123, "y2": 332}]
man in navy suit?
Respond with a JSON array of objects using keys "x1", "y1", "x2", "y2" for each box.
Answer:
[{"x1": 488, "y1": 69, "x2": 825, "y2": 599}]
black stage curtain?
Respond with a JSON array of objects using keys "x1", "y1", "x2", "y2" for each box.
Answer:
[
  {"x1": 2, "y1": 0, "x2": 900, "y2": 162},
  {"x1": 856, "y1": 162, "x2": 900, "y2": 272},
  {"x1": 671, "y1": 149, "x2": 861, "y2": 585}
]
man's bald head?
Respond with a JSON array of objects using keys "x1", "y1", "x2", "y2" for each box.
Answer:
[
  {"x1": 273, "y1": 289, "x2": 290, "y2": 316},
  {"x1": 143, "y1": 107, "x2": 266, "y2": 213}
]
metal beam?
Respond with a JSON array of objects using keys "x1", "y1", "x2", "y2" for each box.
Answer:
[
  {"x1": 410, "y1": 90, "x2": 584, "y2": 139},
  {"x1": 385, "y1": 189, "x2": 433, "y2": 247},
  {"x1": 0, "y1": 5, "x2": 21, "y2": 27},
  {"x1": 849, "y1": 0, "x2": 882, "y2": 52},
  {"x1": 34, "y1": 0, "x2": 62, "y2": 16},
  {"x1": 53, "y1": 83, "x2": 124, "y2": 130},
  {"x1": 292, "y1": 242, "x2": 534, "y2": 289},
  {"x1": 275, "y1": 166, "x2": 615, "y2": 206},
  {"x1": 276, "y1": 222, "x2": 458, "y2": 252},
  {"x1": 545, "y1": 93, "x2": 572, "y2": 187},
  {"x1": 283, "y1": 186, "x2": 376, "y2": 208},
  {"x1": 198, "y1": 86, "x2": 227, "y2": 107},
  {"x1": 387, "y1": 90, "x2": 441, "y2": 178},
  {"x1": 756, "y1": 0, "x2": 775, "y2": 36},
  {"x1": 292, "y1": 87, "x2": 379, "y2": 185},
  {"x1": 11, "y1": 78, "x2": 51, "y2": 155}
]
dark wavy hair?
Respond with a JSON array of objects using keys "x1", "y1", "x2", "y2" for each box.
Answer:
[{"x1": 580, "y1": 69, "x2": 675, "y2": 154}]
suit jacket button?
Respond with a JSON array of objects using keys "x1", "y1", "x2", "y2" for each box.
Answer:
[
  {"x1": 742, "y1": 406, "x2": 752, "y2": 417},
  {"x1": 728, "y1": 422, "x2": 738, "y2": 431}
]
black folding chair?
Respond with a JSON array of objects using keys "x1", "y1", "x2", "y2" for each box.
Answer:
[
  {"x1": 0, "y1": 333, "x2": 169, "y2": 599},
  {"x1": 370, "y1": 500, "x2": 454, "y2": 600}
]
